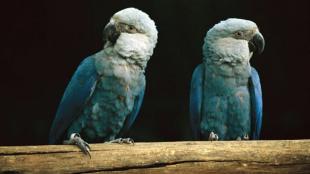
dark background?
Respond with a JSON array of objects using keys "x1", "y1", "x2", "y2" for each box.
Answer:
[{"x1": 1, "y1": 0, "x2": 309, "y2": 145}]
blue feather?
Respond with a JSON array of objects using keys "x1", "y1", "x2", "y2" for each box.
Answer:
[
  {"x1": 249, "y1": 67, "x2": 263, "y2": 139},
  {"x1": 49, "y1": 56, "x2": 98, "y2": 144},
  {"x1": 189, "y1": 64, "x2": 204, "y2": 140},
  {"x1": 118, "y1": 85, "x2": 145, "y2": 137}
]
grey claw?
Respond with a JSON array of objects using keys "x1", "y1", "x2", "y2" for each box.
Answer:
[
  {"x1": 107, "y1": 138, "x2": 134, "y2": 145},
  {"x1": 243, "y1": 134, "x2": 249, "y2": 140},
  {"x1": 122, "y1": 138, "x2": 134, "y2": 144},
  {"x1": 208, "y1": 131, "x2": 219, "y2": 141},
  {"x1": 236, "y1": 134, "x2": 250, "y2": 141},
  {"x1": 63, "y1": 133, "x2": 91, "y2": 158}
]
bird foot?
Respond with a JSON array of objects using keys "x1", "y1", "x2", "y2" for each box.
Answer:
[
  {"x1": 208, "y1": 131, "x2": 219, "y2": 141},
  {"x1": 63, "y1": 133, "x2": 91, "y2": 158},
  {"x1": 243, "y1": 134, "x2": 250, "y2": 140},
  {"x1": 236, "y1": 134, "x2": 250, "y2": 141},
  {"x1": 106, "y1": 138, "x2": 134, "y2": 145}
]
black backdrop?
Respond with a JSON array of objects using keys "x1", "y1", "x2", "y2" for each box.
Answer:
[{"x1": 1, "y1": 0, "x2": 309, "y2": 145}]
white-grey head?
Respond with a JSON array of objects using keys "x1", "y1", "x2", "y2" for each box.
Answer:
[
  {"x1": 203, "y1": 18, "x2": 265, "y2": 66},
  {"x1": 102, "y1": 8, "x2": 158, "y2": 69}
]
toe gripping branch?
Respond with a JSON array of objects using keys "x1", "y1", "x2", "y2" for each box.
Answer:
[
  {"x1": 63, "y1": 133, "x2": 91, "y2": 158},
  {"x1": 107, "y1": 138, "x2": 135, "y2": 144}
]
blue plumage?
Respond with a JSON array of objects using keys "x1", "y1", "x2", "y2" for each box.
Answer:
[
  {"x1": 118, "y1": 88, "x2": 145, "y2": 137},
  {"x1": 49, "y1": 8, "x2": 157, "y2": 148},
  {"x1": 189, "y1": 64, "x2": 204, "y2": 140},
  {"x1": 49, "y1": 54, "x2": 146, "y2": 144},
  {"x1": 190, "y1": 66, "x2": 263, "y2": 140},
  {"x1": 189, "y1": 18, "x2": 264, "y2": 140},
  {"x1": 49, "y1": 57, "x2": 98, "y2": 144},
  {"x1": 249, "y1": 68, "x2": 263, "y2": 139}
]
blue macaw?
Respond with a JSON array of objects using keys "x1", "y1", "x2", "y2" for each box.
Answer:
[
  {"x1": 49, "y1": 8, "x2": 158, "y2": 156},
  {"x1": 190, "y1": 18, "x2": 264, "y2": 141}
]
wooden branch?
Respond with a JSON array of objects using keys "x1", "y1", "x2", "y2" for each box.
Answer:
[{"x1": 1, "y1": 140, "x2": 310, "y2": 173}]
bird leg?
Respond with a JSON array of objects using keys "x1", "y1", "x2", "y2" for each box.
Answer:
[
  {"x1": 63, "y1": 133, "x2": 91, "y2": 158},
  {"x1": 106, "y1": 138, "x2": 134, "y2": 144},
  {"x1": 208, "y1": 131, "x2": 219, "y2": 141}
]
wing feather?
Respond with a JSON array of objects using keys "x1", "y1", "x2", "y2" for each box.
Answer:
[
  {"x1": 49, "y1": 56, "x2": 98, "y2": 144},
  {"x1": 189, "y1": 64, "x2": 204, "y2": 140},
  {"x1": 249, "y1": 67, "x2": 263, "y2": 140},
  {"x1": 118, "y1": 85, "x2": 145, "y2": 137}
]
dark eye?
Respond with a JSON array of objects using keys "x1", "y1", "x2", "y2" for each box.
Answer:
[
  {"x1": 127, "y1": 25, "x2": 137, "y2": 33},
  {"x1": 235, "y1": 31, "x2": 243, "y2": 37},
  {"x1": 128, "y1": 25, "x2": 134, "y2": 30}
]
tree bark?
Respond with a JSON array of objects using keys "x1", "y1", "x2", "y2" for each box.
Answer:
[{"x1": 1, "y1": 140, "x2": 310, "y2": 173}]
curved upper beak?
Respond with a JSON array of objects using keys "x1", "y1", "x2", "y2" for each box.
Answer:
[
  {"x1": 103, "y1": 23, "x2": 120, "y2": 45},
  {"x1": 248, "y1": 32, "x2": 265, "y2": 54}
]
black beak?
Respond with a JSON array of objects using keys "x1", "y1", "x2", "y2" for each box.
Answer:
[
  {"x1": 103, "y1": 23, "x2": 120, "y2": 45},
  {"x1": 248, "y1": 32, "x2": 265, "y2": 54}
]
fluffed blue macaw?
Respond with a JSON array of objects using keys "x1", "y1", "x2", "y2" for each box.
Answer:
[
  {"x1": 49, "y1": 8, "x2": 158, "y2": 156},
  {"x1": 190, "y1": 18, "x2": 264, "y2": 141}
]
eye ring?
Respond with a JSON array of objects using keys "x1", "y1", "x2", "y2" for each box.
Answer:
[
  {"x1": 128, "y1": 25, "x2": 134, "y2": 30},
  {"x1": 235, "y1": 31, "x2": 243, "y2": 37},
  {"x1": 125, "y1": 25, "x2": 138, "y2": 33}
]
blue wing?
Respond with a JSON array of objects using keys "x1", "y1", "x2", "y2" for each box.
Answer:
[
  {"x1": 249, "y1": 67, "x2": 263, "y2": 140},
  {"x1": 49, "y1": 56, "x2": 98, "y2": 144},
  {"x1": 189, "y1": 64, "x2": 204, "y2": 140},
  {"x1": 117, "y1": 84, "x2": 145, "y2": 137}
]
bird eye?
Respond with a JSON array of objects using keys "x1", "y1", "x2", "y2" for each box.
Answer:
[
  {"x1": 119, "y1": 23, "x2": 138, "y2": 33},
  {"x1": 128, "y1": 25, "x2": 134, "y2": 30},
  {"x1": 235, "y1": 31, "x2": 243, "y2": 37},
  {"x1": 126, "y1": 25, "x2": 137, "y2": 33}
]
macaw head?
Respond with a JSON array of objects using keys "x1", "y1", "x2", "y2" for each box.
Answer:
[
  {"x1": 102, "y1": 7, "x2": 158, "y2": 67},
  {"x1": 203, "y1": 18, "x2": 265, "y2": 66}
]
